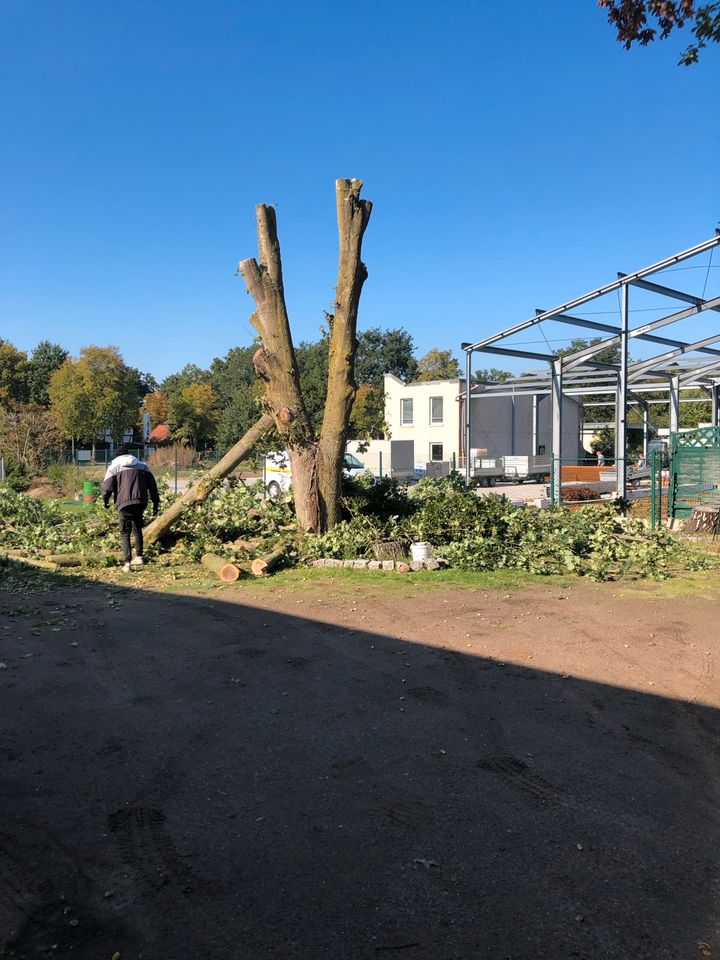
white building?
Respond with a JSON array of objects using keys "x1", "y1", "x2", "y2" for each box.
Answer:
[
  {"x1": 383, "y1": 373, "x2": 583, "y2": 466},
  {"x1": 383, "y1": 374, "x2": 463, "y2": 467}
]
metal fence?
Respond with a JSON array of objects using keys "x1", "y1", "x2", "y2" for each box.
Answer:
[{"x1": 667, "y1": 428, "x2": 720, "y2": 521}]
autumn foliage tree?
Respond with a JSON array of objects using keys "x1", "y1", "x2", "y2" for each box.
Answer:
[
  {"x1": 49, "y1": 346, "x2": 141, "y2": 456},
  {"x1": 416, "y1": 348, "x2": 461, "y2": 382},
  {"x1": 599, "y1": 0, "x2": 720, "y2": 63},
  {"x1": 169, "y1": 383, "x2": 221, "y2": 448},
  {"x1": 142, "y1": 390, "x2": 171, "y2": 428}
]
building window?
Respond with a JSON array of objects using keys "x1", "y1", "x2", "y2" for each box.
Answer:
[
  {"x1": 430, "y1": 443, "x2": 443, "y2": 461},
  {"x1": 430, "y1": 396, "x2": 443, "y2": 424},
  {"x1": 400, "y1": 398, "x2": 413, "y2": 425}
]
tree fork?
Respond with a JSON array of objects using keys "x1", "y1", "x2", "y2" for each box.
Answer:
[{"x1": 238, "y1": 179, "x2": 372, "y2": 533}]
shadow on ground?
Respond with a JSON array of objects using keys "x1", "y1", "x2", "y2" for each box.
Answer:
[{"x1": 1, "y1": 569, "x2": 718, "y2": 959}]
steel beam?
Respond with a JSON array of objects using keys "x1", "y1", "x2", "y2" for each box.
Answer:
[
  {"x1": 562, "y1": 294, "x2": 720, "y2": 372},
  {"x1": 539, "y1": 310, "x2": 621, "y2": 336},
  {"x1": 678, "y1": 358, "x2": 720, "y2": 386},
  {"x1": 545, "y1": 310, "x2": 700, "y2": 352},
  {"x1": 625, "y1": 275, "x2": 720, "y2": 315},
  {"x1": 628, "y1": 332, "x2": 720, "y2": 378},
  {"x1": 478, "y1": 345, "x2": 554, "y2": 363}
]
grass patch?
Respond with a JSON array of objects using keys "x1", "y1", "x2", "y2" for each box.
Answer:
[{"x1": 613, "y1": 569, "x2": 720, "y2": 601}]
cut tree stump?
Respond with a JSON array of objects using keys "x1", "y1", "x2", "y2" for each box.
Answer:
[
  {"x1": 201, "y1": 553, "x2": 242, "y2": 582},
  {"x1": 250, "y1": 545, "x2": 288, "y2": 577},
  {"x1": 686, "y1": 506, "x2": 720, "y2": 535}
]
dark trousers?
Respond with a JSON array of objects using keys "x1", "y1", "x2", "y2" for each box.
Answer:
[{"x1": 118, "y1": 505, "x2": 145, "y2": 562}]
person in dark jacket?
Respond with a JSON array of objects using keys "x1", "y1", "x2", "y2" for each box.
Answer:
[{"x1": 102, "y1": 446, "x2": 160, "y2": 571}]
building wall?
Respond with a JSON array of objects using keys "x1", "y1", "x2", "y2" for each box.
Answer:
[
  {"x1": 470, "y1": 393, "x2": 580, "y2": 460},
  {"x1": 384, "y1": 375, "x2": 583, "y2": 464},
  {"x1": 383, "y1": 374, "x2": 463, "y2": 465}
]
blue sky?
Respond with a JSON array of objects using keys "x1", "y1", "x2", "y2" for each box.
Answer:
[{"x1": 2, "y1": 0, "x2": 719, "y2": 381}]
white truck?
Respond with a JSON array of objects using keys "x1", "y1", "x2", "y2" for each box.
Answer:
[{"x1": 264, "y1": 450, "x2": 372, "y2": 498}]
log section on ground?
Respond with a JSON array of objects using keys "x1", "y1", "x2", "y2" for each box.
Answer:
[
  {"x1": 144, "y1": 413, "x2": 274, "y2": 546},
  {"x1": 201, "y1": 553, "x2": 243, "y2": 582},
  {"x1": 250, "y1": 545, "x2": 288, "y2": 576}
]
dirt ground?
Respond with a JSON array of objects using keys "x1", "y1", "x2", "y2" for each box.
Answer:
[{"x1": 2, "y1": 565, "x2": 720, "y2": 959}]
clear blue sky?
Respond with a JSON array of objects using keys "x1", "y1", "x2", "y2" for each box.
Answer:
[{"x1": 2, "y1": 0, "x2": 719, "y2": 381}]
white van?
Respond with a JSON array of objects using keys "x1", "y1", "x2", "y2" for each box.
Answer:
[{"x1": 264, "y1": 450, "x2": 372, "y2": 498}]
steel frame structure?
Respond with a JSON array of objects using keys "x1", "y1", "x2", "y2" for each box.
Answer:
[{"x1": 462, "y1": 234, "x2": 720, "y2": 501}]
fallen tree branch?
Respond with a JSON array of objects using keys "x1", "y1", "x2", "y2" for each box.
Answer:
[{"x1": 144, "y1": 413, "x2": 274, "y2": 546}]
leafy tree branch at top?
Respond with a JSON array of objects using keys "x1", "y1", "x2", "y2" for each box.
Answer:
[{"x1": 598, "y1": 0, "x2": 720, "y2": 63}]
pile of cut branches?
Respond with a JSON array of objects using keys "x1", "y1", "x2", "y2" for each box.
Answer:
[{"x1": 1, "y1": 475, "x2": 717, "y2": 583}]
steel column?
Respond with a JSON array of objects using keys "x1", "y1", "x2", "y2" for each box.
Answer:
[
  {"x1": 713, "y1": 384, "x2": 720, "y2": 427},
  {"x1": 464, "y1": 349, "x2": 472, "y2": 485},
  {"x1": 615, "y1": 284, "x2": 629, "y2": 499},
  {"x1": 551, "y1": 358, "x2": 563, "y2": 503},
  {"x1": 532, "y1": 394, "x2": 539, "y2": 454},
  {"x1": 669, "y1": 375, "x2": 680, "y2": 435},
  {"x1": 641, "y1": 400, "x2": 650, "y2": 460},
  {"x1": 510, "y1": 395, "x2": 516, "y2": 455}
]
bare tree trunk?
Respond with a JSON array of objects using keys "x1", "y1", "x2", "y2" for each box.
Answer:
[
  {"x1": 238, "y1": 179, "x2": 372, "y2": 532},
  {"x1": 144, "y1": 413, "x2": 274, "y2": 546},
  {"x1": 317, "y1": 179, "x2": 372, "y2": 528}
]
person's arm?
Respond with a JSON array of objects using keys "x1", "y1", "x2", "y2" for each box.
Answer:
[
  {"x1": 147, "y1": 470, "x2": 160, "y2": 515},
  {"x1": 101, "y1": 472, "x2": 116, "y2": 508}
]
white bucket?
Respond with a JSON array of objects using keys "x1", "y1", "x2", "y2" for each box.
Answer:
[{"x1": 410, "y1": 541, "x2": 432, "y2": 563}]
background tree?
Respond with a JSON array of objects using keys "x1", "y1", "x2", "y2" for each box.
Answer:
[
  {"x1": 25, "y1": 341, "x2": 68, "y2": 406},
  {"x1": 591, "y1": 426, "x2": 616, "y2": 459},
  {"x1": 472, "y1": 367, "x2": 512, "y2": 384},
  {"x1": 208, "y1": 346, "x2": 258, "y2": 399},
  {"x1": 0, "y1": 403, "x2": 63, "y2": 473},
  {"x1": 216, "y1": 382, "x2": 264, "y2": 451},
  {"x1": 207, "y1": 344, "x2": 267, "y2": 451},
  {"x1": 160, "y1": 363, "x2": 209, "y2": 403},
  {"x1": 169, "y1": 382, "x2": 221, "y2": 448},
  {"x1": 416, "y1": 348, "x2": 461, "y2": 382},
  {"x1": 598, "y1": 0, "x2": 720, "y2": 63},
  {"x1": 133, "y1": 370, "x2": 159, "y2": 398},
  {"x1": 348, "y1": 382, "x2": 386, "y2": 439},
  {"x1": 355, "y1": 327, "x2": 419, "y2": 385},
  {"x1": 294, "y1": 325, "x2": 419, "y2": 434},
  {"x1": 238, "y1": 178, "x2": 372, "y2": 531},
  {"x1": 142, "y1": 390, "x2": 171, "y2": 427},
  {"x1": 0, "y1": 340, "x2": 29, "y2": 404},
  {"x1": 49, "y1": 346, "x2": 141, "y2": 456},
  {"x1": 295, "y1": 332, "x2": 331, "y2": 430}
]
